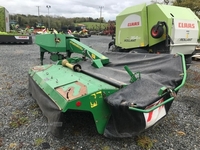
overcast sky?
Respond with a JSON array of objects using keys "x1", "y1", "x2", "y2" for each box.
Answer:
[{"x1": 0, "y1": 0, "x2": 164, "y2": 21}]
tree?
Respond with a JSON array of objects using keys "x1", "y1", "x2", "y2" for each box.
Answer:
[
  {"x1": 172, "y1": 0, "x2": 200, "y2": 17},
  {"x1": 9, "y1": 14, "x2": 109, "y2": 30}
]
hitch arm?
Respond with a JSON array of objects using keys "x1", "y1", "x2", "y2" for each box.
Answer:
[{"x1": 67, "y1": 39, "x2": 110, "y2": 68}]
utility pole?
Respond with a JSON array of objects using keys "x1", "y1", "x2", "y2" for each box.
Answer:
[
  {"x1": 99, "y1": 6, "x2": 104, "y2": 32},
  {"x1": 36, "y1": 6, "x2": 40, "y2": 22},
  {"x1": 46, "y1": 5, "x2": 51, "y2": 29},
  {"x1": 36, "y1": 6, "x2": 40, "y2": 16}
]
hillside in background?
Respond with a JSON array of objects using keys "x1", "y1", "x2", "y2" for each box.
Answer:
[{"x1": 9, "y1": 14, "x2": 115, "y2": 31}]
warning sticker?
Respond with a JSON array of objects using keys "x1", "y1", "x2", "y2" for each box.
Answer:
[{"x1": 144, "y1": 98, "x2": 166, "y2": 129}]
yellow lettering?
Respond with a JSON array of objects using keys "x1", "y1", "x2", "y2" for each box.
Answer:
[
  {"x1": 91, "y1": 93, "x2": 96, "y2": 99},
  {"x1": 90, "y1": 101, "x2": 98, "y2": 108}
]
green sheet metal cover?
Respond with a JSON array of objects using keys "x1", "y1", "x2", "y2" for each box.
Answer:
[
  {"x1": 29, "y1": 63, "x2": 118, "y2": 112},
  {"x1": 28, "y1": 62, "x2": 119, "y2": 137}
]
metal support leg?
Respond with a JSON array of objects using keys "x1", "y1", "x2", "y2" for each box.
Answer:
[{"x1": 40, "y1": 51, "x2": 45, "y2": 65}]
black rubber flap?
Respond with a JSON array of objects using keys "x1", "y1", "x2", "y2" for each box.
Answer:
[
  {"x1": 0, "y1": 35, "x2": 32, "y2": 44},
  {"x1": 28, "y1": 75, "x2": 65, "y2": 138},
  {"x1": 101, "y1": 52, "x2": 184, "y2": 138}
]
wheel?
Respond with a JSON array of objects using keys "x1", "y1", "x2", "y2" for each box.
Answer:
[
  {"x1": 111, "y1": 46, "x2": 121, "y2": 52},
  {"x1": 108, "y1": 41, "x2": 115, "y2": 51},
  {"x1": 151, "y1": 25, "x2": 164, "y2": 38},
  {"x1": 111, "y1": 45, "x2": 117, "y2": 51}
]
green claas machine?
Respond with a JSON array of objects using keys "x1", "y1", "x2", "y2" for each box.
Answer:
[
  {"x1": 109, "y1": 3, "x2": 200, "y2": 66},
  {"x1": 28, "y1": 33, "x2": 186, "y2": 138},
  {"x1": 0, "y1": 6, "x2": 32, "y2": 44}
]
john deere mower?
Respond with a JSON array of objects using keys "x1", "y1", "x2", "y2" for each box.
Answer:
[{"x1": 28, "y1": 32, "x2": 186, "y2": 138}]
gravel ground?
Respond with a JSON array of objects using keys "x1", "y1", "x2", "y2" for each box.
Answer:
[{"x1": 0, "y1": 35, "x2": 200, "y2": 150}]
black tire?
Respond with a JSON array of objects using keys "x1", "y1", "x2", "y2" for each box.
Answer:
[
  {"x1": 113, "y1": 46, "x2": 121, "y2": 52},
  {"x1": 108, "y1": 41, "x2": 114, "y2": 50},
  {"x1": 151, "y1": 25, "x2": 164, "y2": 38}
]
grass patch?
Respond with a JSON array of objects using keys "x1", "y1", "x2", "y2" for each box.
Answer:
[
  {"x1": 9, "y1": 109, "x2": 28, "y2": 128},
  {"x1": 29, "y1": 103, "x2": 39, "y2": 110},
  {"x1": 135, "y1": 135, "x2": 154, "y2": 150},
  {"x1": 34, "y1": 138, "x2": 44, "y2": 146}
]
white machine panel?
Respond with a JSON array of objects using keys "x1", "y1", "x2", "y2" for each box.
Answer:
[{"x1": 170, "y1": 19, "x2": 199, "y2": 54}]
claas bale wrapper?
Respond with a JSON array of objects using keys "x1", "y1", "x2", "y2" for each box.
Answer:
[
  {"x1": 0, "y1": 6, "x2": 32, "y2": 44},
  {"x1": 28, "y1": 33, "x2": 186, "y2": 138},
  {"x1": 109, "y1": 3, "x2": 200, "y2": 67}
]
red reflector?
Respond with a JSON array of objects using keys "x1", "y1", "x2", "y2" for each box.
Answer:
[{"x1": 76, "y1": 101, "x2": 81, "y2": 107}]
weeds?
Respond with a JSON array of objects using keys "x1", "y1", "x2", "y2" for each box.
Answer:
[
  {"x1": 29, "y1": 103, "x2": 39, "y2": 110},
  {"x1": 135, "y1": 135, "x2": 154, "y2": 150},
  {"x1": 9, "y1": 109, "x2": 28, "y2": 128},
  {"x1": 34, "y1": 138, "x2": 44, "y2": 146}
]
